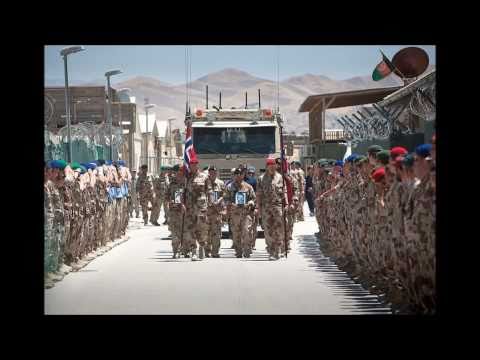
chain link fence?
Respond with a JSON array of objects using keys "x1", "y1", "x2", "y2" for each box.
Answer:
[{"x1": 44, "y1": 122, "x2": 124, "y2": 163}]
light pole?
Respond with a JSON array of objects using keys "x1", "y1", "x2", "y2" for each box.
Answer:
[
  {"x1": 144, "y1": 104, "x2": 156, "y2": 168},
  {"x1": 105, "y1": 69, "x2": 123, "y2": 161},
  {"x1": 60, "y1": 45, "x2": 85, "y2": 162},
  {"x1": 73, "y1": 98, "x2": 91, "y2": 123}
]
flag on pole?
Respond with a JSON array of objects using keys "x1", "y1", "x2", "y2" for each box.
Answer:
[
  {"x1": 372, "y1": 50, "x2": 396, "y2": 81},
  {"x1": 183, "y1": 122, "x2": 197, "y2": 174},
  {"x1": 280, "y1": 145, "x2": 289, "y2": 173}
]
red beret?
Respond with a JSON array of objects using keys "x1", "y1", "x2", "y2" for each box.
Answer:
[
  {"x1": 266, "y1": 158, "x2": 276, "y2": 166},
  {"x1": 372, "y1": 167, "x2": 386, "y2": 182},
  {"x1": 390, "y1": 146, "x2": 408, "y2": 159},
  {"x1": 394, "y1": 156, "x2": 405, "y2": 169},
  {"x1": 190, "y1": 158, "x2": 199, "y2": 164}
]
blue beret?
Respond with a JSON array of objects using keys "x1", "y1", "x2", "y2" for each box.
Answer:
[
  {"x1": 346, "y1": 154, "x2": 358, "y2": 163},
  {"x1": 105, "y1": 160, "x2": 113, "y2": 165},
  {"x1": 335, "y1": 160, "x2": 344, "y2": 167},
  {"x1": 79, "y1": 165, "x2": 87, "y2": 174},
  {"x1": 51, "y1": 160, "x2": 64, "y2": 169},
  {"x1": 403, "y1": 153, "x2": 415, "y2": 168},
  {"x1": 117, "y1": 160, "x2": 126, "y2": 167},
  {"x1": 415, "y1": 144, "x2": 432, "y2": 158},
  {"x1": 88, "y1": 162, "x2": 97, "y2": 170}
]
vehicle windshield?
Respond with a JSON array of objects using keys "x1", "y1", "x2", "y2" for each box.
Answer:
[{"x1": 193, "y1": 127, "x2": 276, "y2": 155}]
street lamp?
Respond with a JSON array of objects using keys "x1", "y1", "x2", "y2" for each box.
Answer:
[
  {"x1": 60, "y1": 45, "x2": 85, "y2": 162},
  {"x1": 105, "y1": 69, "x2": 123, "y2": 161},
  {"x1": 144, "y1": 104, "x2": 156, "y2": 168}
]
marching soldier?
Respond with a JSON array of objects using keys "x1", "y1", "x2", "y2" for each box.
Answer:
[
  {"x1": 183, "y1": 158, "x2": 212, "y2": 261},
  {"x1": 166, "y1": 164, "x2": 186, "y2": 259},
  {"x1": 256, "y1": 158, "x2": 288, "y2": 260},
  {"x1": 206, "y1": 165, "x2": 226, "y2": 258},
  {"x1": 225, "y1": 168, "x2": 256, "y2": 258},
  {"x1": 136, "y1": 164, "x2": 156, "y2": 226}
]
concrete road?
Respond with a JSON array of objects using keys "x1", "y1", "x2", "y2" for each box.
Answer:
[{"x1": 45, "y1": 205, "x2": 391, "y2": 315}]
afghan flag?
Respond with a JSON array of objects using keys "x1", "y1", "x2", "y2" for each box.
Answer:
[{"x1": 372, "y1": 50, "x2": 395, "y2": 81}]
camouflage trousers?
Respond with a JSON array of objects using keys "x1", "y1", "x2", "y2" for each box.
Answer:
[
  {"x1": 150, "y1": 195, "x2": 164, "y2": 223},
  {"x1": 163, "y1": 198, "x2": 170, "y2": 223},
  {"x1": 169, "y1": 208, "x2": 183, "y2": 254},
  {"x1": 95, "y1": 208, "x2": 106, "y2": 248},
  {"x1": 183, "y1": 208, "x2": 208, "y2": 252},
  {"x1": 44, "y1": 216, "x2": 59, "y2": 274},
  {"x1": 71, "y1": 214, "x2": 83, "y2": 261},
  {"x1": 112, "y1": 200, "x2": 120, "y2": 239},
  {"x1": 206, "y1": 208, "x2": 222, "y2": 256},
  {"x1": 286, "y1": 207, "x2": 297, "y2": 247},
  {"x1": 261, "y1": 205, "x2": 285, "y2": 256},
  {"x1": 120, "y1": 198, "x2": 128, "y2": 234},
  {"x1": 63, "y1": 215, "x2": 72, "y2": 265},
  {"x1": 130, "y1": 191, "x2": 139, "y2": 217},
  {"x1": 140, "y1": 195, "x2": 155, "y2": 223},
  {"x1": 251, "y1": 213, "x2": 258, "y2": 249},
  {"x1": 231, "y1": 208, "x2": 253, "y2": 256},
  {"x1": 296, "y1": 193, "x2": 304, "y2": 221}
]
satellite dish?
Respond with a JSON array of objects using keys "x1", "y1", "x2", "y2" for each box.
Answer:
[{"x1": 392, "y1": 47, "x2": 429, "y2": 79}]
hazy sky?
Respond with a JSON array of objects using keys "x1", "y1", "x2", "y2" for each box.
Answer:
[{"x1": 45, "y1": 45, "x2": 435, "y2": 85}]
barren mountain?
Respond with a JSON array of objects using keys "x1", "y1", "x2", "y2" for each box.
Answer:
[{"x1": 47, "y1": 65, "x2": 435, "y2": 132}]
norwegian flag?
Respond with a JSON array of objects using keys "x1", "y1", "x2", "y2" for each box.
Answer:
[{"x1": 183, "y1": 122, "x2": 197, "y2": 174}]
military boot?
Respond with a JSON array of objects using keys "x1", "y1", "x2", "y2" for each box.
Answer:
[
  {"x1": 191, "y1": 249, "x2": 198, "y2": 261},
  {"x1": 198, "y1": 246, "x2": 205, "y2": 260}
]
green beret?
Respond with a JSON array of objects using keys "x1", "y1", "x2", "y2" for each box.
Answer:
[
  {"x1": 367, "y1": 145, "x2": 383, "y2": 154},
  {"x1": 55, "y1": 160, "x2": 68, "y2": 170},
  {"x1": 354, "y1": 155, "x2": 367, "y2": 163},
  {"x1": 160, "y1": 165, "x2": 166, "y2": 171},
  {"x1": 70, "y1": 162, "x2": 81, "y2": 170},
  {"x1": 172, "y1": 164, "x2": 180, "y2": 172},
  {"x1": 376, "y1": 150, "x2": 391, "y2": 165},
  {"x1": 358, "y1": 157, "x2": 368, "y2": 164},
  {"x1": 79, "y1": 165, "x2": 87, "y2": 174}
]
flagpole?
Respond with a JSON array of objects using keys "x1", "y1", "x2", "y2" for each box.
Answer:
[{"x1": 379, "y1": 49, "x2": 407, "y2": 81}]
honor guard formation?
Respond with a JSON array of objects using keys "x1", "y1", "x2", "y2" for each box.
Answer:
[{"x1": 45, "y1": 136, "x2": 435, "y2": 314}]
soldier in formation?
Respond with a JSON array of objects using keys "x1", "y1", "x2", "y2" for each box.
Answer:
[
  {"x1": 136, "y1": 164, "x2": 156, "y2": 226},
  {"x1": 44, "y1": 159, "x2": 133, "y2": 288},
  {"x1": 183, "y1": 158, "x2": 211, "y2": 261},
  {"x1": 313, "y1": 139, "x2": 436, "y2": 314},
  {"x1": 205, "y1": 165, "x2": 226, "y2": 258},
  {"x1": 225, "y1": 168, "x2": 256, "y2": 258},
  {"x1": 257, "y1": 158, "x2": 289, "y2": 261}
]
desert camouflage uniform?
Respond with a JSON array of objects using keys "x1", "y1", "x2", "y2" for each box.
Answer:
[
  {"x1": 296, "y1": 168, "x2": 306, "y2": 221},
  {"x1": 151, "y1": 175, "x2": 167, "y2": 224},
  {"x1": 136, "y1": 172, "x2": 155, "y2": 224},
  {"x1": 225, "y1": 180, "x2": 256, "y2": 257},
  {"x1": 58, "y1": 179, "x2": 74, "y2": 265},
  {"x1": 206, "y1": 177, "x2": 226, "y2": 257},
  {"x1": 257, "y1": 171, "x2": 287, "y2": 258},
  {"x1": 166, "y1": 175, "x2": 185, "y2": 256},
  {"x1": 184, "y1": 170, "x2": 212, "y2": 258}
]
